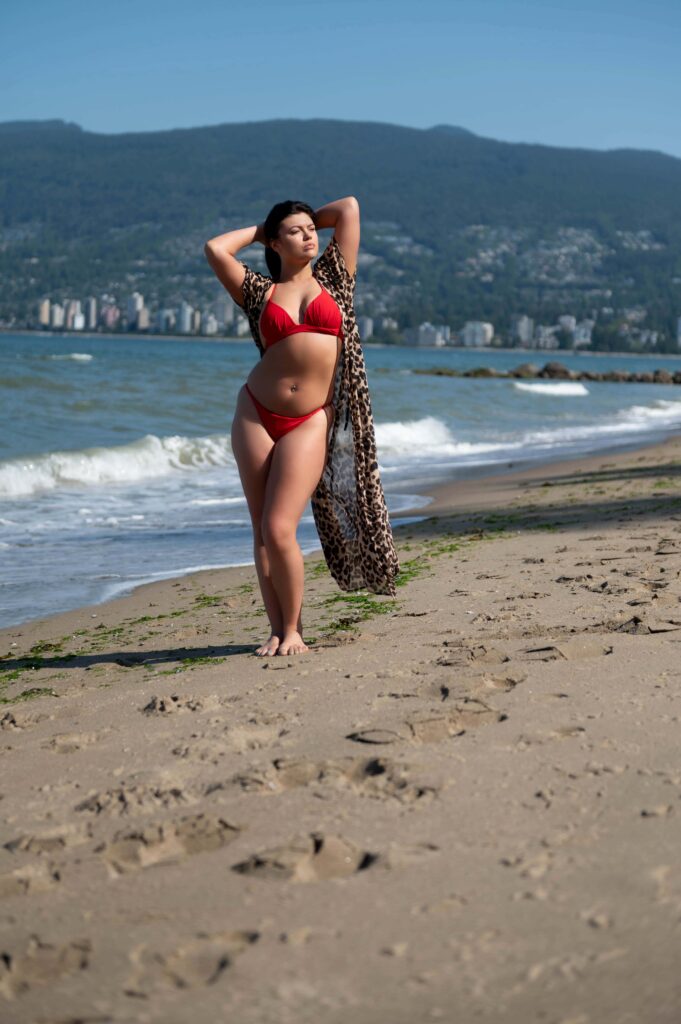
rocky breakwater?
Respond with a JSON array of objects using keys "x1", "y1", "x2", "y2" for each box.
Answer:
[{"x1": 413, "y1": 360, "x2": 681, "y2": 384}]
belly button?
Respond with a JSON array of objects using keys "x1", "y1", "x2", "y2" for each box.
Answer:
[{"x1": 290, "y1": 384, "x2": 299, "y2": 392}]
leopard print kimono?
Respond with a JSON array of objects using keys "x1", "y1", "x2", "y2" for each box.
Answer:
[{"x1": 238, "y1": 235, "x2": 400, "y2": 597}]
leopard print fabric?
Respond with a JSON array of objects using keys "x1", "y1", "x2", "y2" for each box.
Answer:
[{"x1": 238, "y1": 236, "x2": 400, "y2": 596}]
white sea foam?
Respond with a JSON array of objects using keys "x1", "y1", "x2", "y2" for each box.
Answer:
[
  {"x1": 375, "y1": 398, "x2": 681, "y2": 467},
  {"x1": 514, "y1": 381, "x2": 589, "y2": 396},
  {"x1": 49, "y1": 352, "x2": 94, "y2": 362},
  {"x1": 189, "y1": 496, "x2": 246, "y2": 507},
  {"x1": 0, "y1": 433, "x2": 236, "y2": 499},
  {"x1": 375, "y1": 416, "x2": 504, "y2": 457},
  {"x1": 519, "y1": 398, "x2": 681, "y2": 447}
]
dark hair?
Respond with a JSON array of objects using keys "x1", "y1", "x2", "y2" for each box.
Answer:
[{"x1": 263, "y1": 200, "x2": 316, "y2": 281}]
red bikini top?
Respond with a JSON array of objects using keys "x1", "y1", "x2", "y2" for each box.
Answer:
[{"x1": 259, "y1": 282, "x2": 343, "y2": 349}]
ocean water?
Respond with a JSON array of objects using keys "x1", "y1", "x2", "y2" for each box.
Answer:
[{"x1": 2, "y1": 332, "x2": 681, "y2": 629}]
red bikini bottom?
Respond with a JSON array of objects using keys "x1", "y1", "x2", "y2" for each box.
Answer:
[{"x1": 244, "y1": 383, "x2": 327, "y2": 443}]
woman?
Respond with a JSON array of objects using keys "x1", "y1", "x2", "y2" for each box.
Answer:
[{"x1": 204, "y1": 196, "x2": 399, "y2": 657}]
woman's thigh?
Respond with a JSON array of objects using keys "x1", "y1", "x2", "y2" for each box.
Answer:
[
  {"x1": 230, "y1": 385, "x2": 275, "y2": 526},
  {"x1": 263, "y1": 407, "x2": 332, "y2": 533}
]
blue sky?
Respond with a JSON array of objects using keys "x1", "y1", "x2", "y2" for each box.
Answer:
[{"x1": 2, "y1": 0, "x2": 679, "y2": 157}]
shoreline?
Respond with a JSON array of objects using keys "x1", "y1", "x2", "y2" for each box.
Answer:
[
  {"x1": 4, "y1": 327, "x2": 681, "y2": 357},
  {"x1": 3, "y1": 427, "x2": 680, "y2": 638}
]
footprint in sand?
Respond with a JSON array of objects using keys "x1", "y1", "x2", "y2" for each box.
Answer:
[
  {"x1": 0, "y1": 934, "x2": 91, "y2": 999},
  {"x1": 229, "y1": 754, "x2": 439, "y2": 804},
  {"x1": 225, "y1": 717, "x2": 292, "y2": 753},
  {"x1": 347, "y1": 698, "x2": 505, "y2": 747},
  {"x1": 141, "y1": 694, "x2": 206, "y2": 714},
  {"x1": 43, "y1": 730, "x2": 107, "y2": 754},
  {"x1": 171, "y1": 737, "x2": 231, "y2": 763},
  {"x1": 124, "y1": 929, "x2": 259, "y2": 996},
  {"x1": 98, "y1": 813, "x2": 241, "y2": 876},
  {"x1": 232, "y1": 833, "x2": 374, "y2": 882},
  {"x1": 0, "y1": 860, "x2": 61, "y2": 900},
  {"x1": 521, "y1": 638, "x2": 613, "y2": 661},
  {"x1": 0, "y1": 709, "x2": 50, "y2": 732},
  {"x1": 4, "y1": 821, "x2": 92, "y2": 855},
  {"x1": 474, "y1": 671, "x2": 528, "y2": 693},
  {"x1": 75, "y1": 781, "x2": 191, "y2": 817},
  {"x1": 437, "y1": 642, "x2": 511, "y2": 668},
  {"x1": 232, "y1": 833, "x2": 438, "y2": 882}
]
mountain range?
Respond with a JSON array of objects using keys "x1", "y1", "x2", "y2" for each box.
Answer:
[{"x1": 1, "y1": 117, "x2": 680, "y2": 345}]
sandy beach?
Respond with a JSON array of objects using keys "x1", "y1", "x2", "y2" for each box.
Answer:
[{"x1": 2, "y1": 435, "x2": 681, "y2": 1023}]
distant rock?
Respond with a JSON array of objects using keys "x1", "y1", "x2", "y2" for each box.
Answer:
[
  {"x1": 462, "y1": 366, "x2": 503, "y2": 377},
  {"x1": 411, "y1": 361, "x2": 680, "y2": 386},
  {"x1": 538, "y1": 361, "x2": 573, "y2": 379},
  {"x1": 510, "y1": 363, "x2": 541, "y2": 378}
]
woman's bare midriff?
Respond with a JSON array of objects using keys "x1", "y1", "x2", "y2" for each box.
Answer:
[{"x1": 246, "y1": 331, "x2": 342, "y2": 415}]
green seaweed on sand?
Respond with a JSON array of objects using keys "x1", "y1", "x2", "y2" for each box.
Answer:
[
  {"x1": 395, "y1": 556, "x2": 430, "y2": 587},
  {"x1": 307, "y1": 560, "x2": 330, "y2": 579},
  {"x1": 318, "y1": 591, "x2": 399, "y2": 637},
  {"x1": 0, "y1": 686, "x2": 59, "y2": 705},
  {"x1": 193, "y1": 593, "x2": 224, "y2": 608}
]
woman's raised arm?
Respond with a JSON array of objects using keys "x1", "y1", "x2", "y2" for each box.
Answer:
[
  {"x1": 313, "y1": 196, "x2": 360, "y2": 277},
  {"x1": 203, "y1": 222, "x2": 266, "y2": 308}
]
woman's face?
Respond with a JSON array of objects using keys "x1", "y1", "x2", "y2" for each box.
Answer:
[{"x1": 270, "y1": 213, "x2": 318, "y2": 264}]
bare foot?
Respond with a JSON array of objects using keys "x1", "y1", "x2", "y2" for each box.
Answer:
[
  {"x1": 254, "y1": 634, "x2": 280, "y2": 656},
  {"x1": 277, "y1": 630, "x2": 309, "y2": 656}
]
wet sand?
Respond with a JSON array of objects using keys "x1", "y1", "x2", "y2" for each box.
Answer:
[{"x1": 2, "y1": 435, "x2": 681, "y2": 1022}]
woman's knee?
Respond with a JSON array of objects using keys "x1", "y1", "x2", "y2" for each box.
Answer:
[{"x1": 262, "y1": 513, "x2": 297, "y2": 552}]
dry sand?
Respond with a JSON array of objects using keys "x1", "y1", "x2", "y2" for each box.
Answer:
[{"x1": 2, "y1": 436, "x2": 681, "y2": 1023}]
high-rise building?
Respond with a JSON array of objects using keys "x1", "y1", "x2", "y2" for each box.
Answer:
[
  {"x1": 376, "y1": 316, "x2": 398, "y2": 333},
  {"x1": 403, "y1": 322, "x2": 450, "y2": 346},
  {"x1": 510, "y1": 314, "x2": 534, "y2": 345},
  {"x1": 461, "y1": 321, "x2": 494, "y2": 347},
  {"x1": 534, "y1": 325, "x2": 559, "y2": 349},
  {"x1": 156, "y1": 308, "x2": 176, "y2": 333},
  {"x1": 191, "y1": 309, "x2": 202, "y2": 334},
  {"x1": 137, "y1": 307, "x2": 150, "y2": 331},
  {"x1": 573, "y1": 319, "x2": 595, "y2": 348},
  {"x1": 357, "y1": 316, "x2": 374, "y2": 339},
  {"x1": 178, "y1": 301, "x2": 193, "y2": 334},
  {"x1": 201, "y1": 313, "x2": 219, "y2": 336},
  {"x1": 101, "y1": 305, "x2": 120, "y2": 329},
  {"x1": 38, "y1": 298, "x2": 50, "y2": 327},
  {"x1": 65, "y1": 299, "x2": 82, "y2": 330},
  {"x1": 85, "y1": 297, "x2": 97, "y2": 330},
  {"x1": 126, "y1": 292, "x2": 144, "y2": 327},
  {"x1": 234, "y1": 315, "x2": 251, "y2": 337},
  {"x1": 214, "y1": 297, "x2": 236, "y2": 329},
  {"x1": 50, "y1": 303, "x2": 65, "y2": 328}
]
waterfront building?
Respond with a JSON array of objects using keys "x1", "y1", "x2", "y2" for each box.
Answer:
[
  {"x1": 178, "y1": 301, "x2": 193, "y2": 334},
  {"x1": 510, "y1": 314, "x2": 533, "y2": 345},
  {"x1": 126, "y1": 292, "x2": 144, "y2": 327},
  {"x1": 201, "y1": 313, "x2": 219, "y2": 336},
  {"x1": 49, "y1": 302, "x2": 65, "y2": 328},
  {"x1": 357, "y1": 316, "x2": 374, "y2": 339},
  {"x1": 85, "y1": 297, "x2": 97, "y2": 330},
  {"x1": 461, "y1": 321, "x2": 494, "y2": 347}
]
